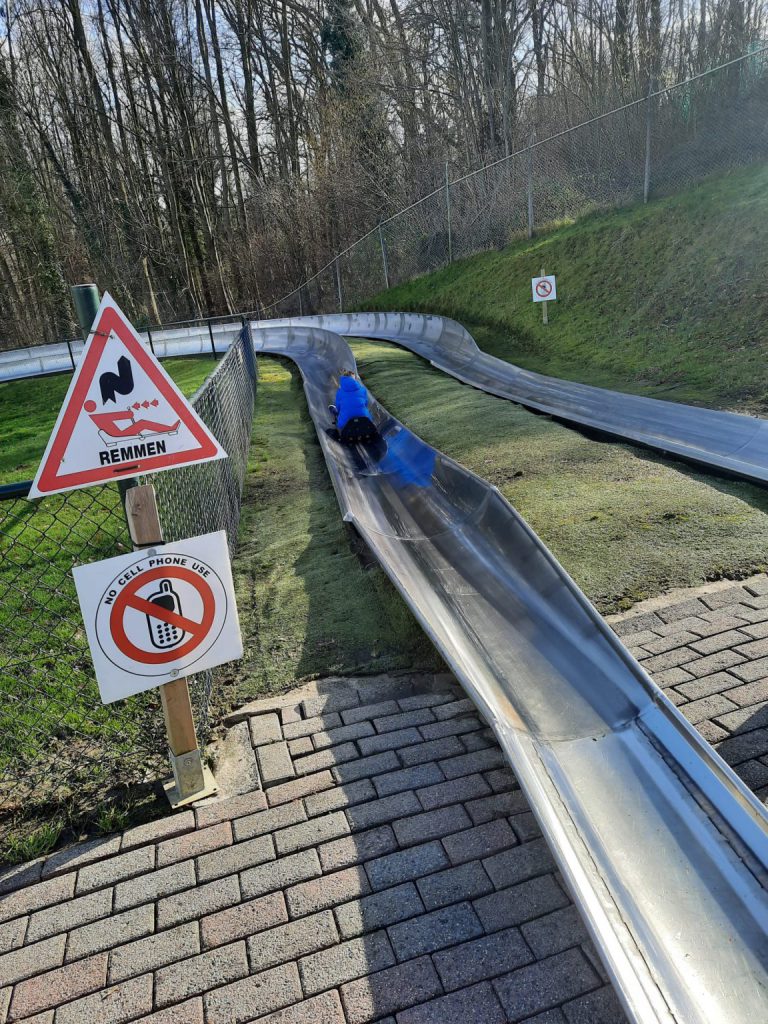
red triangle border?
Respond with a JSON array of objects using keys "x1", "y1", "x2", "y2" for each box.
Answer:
[{"x1": 34, "y1": 304, "x2": 222, "y2": 495}]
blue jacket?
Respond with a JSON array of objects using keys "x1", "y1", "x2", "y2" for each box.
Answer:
[{"x1": 335, "y1": 376, "x2": 371, "y2": 429}]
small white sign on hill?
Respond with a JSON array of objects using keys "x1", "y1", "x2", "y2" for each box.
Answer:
[{"x1": 532, "y1": 275, "x2": 557, "y2": 302}]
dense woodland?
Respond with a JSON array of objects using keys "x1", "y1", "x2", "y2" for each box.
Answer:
[{"x1": 0, "y1": 0, "x2": 766, "y2": 345}]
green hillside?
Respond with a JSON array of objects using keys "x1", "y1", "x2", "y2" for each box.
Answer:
[{"x1": 367, "y1": 164, "x2": 768, "y2": 412}]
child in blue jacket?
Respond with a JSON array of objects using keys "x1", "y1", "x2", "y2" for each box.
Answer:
[{"x1": 330, "y1": 371, "x2": 377, "y2": 442}]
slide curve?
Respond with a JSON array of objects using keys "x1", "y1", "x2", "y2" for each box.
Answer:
[
  {"x1": 262, "y1": 312, "x2": 768, "y2": 486},
  {"x1": 5, "y1": 311, "x2": 767, "y2": 487}
]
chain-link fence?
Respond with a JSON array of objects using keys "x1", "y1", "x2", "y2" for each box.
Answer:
[
  {"x1": 0, "y1": 326, "x2": 256, "y2": 841},
  {"x1": 1, "y1": 51, "x2": 766, "y2": 365},
  {"x1": 264, "y1": 49, "x2": 768, "y2": 317}
]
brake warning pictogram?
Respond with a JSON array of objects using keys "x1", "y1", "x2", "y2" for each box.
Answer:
[
  {"x1": 29, "y1": 293, "x2": 226, "y2": 499},
  {"x1": 73, "y1": 531, "x2": 242, "y2": 704}
]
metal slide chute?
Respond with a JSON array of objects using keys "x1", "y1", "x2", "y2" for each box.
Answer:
[
  {"x1": 261, "y1": 312, "x2": 768, "y2": 486},
  {"x1": 6, "y1": 310, "x2": 768, "y2": 488},
  {"x1": 251, "y1": 322, "x2": 768, "y2": 1024}
]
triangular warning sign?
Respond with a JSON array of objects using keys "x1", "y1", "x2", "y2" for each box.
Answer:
[{"x1": 29, "y1": 294, "x2": 226, "y2": 499}]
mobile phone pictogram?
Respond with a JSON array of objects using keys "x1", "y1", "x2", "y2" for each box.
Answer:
[{"x1": 146, "y1": 579, "x2": 185, "y2": 649}]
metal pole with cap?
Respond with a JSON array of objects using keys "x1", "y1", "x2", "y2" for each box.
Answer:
[{"x1": 71, "y1": 283, "x2": 100, "y2": 342}]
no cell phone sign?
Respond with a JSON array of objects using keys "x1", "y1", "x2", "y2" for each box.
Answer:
[
  {"x1": 73, "y1": 531, "x2": 242, "y2": 703},
  {"x1": 532, "y1": 275, "x2": 557, "y2": 302}
]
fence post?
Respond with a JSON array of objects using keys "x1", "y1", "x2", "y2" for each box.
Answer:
[
  {"x1": 298, "y1": 288, "x2": 304, "y2": 317},
  {"x1": 207, "y1": 319, "x2": 217, "y2": 357},
  {"x1": 527, "y1": 133, "x2": 535, "y2": 239},
  {"x1": 378, "y1": 222, "x2": 390, "y2": 290},
  {"x1": 146, "y1": 326, "x2": 155, "y2": 355},
  {"x1": 240, "y1": 320, "x2": 257, "y2": 384},
  {"x1": 445, "y1": 162, "x2": 453, "y2": 264},
  {"x1": 69, "y1": 282, "x2": 99, "y2": 370},
  {"x1": 70, "y1": 283, "x2": 100, "y2": 342},
  {"x1": 124, "y1": 484, "x2": 216, "y2": 806},
  {"x1": 335, "y1": 257, "x2": 343, "y2": 311},
  {"x1": 643, "y1": 78, "x2": 654, "y2": 204}
]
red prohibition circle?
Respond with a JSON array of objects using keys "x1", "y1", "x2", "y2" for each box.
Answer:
[
  {"x1": 535, "y1": 279, "x2": 552, "y2": 298},
  {"x1": 109, "y1": 566, "x2": 216, "y2": 665}
]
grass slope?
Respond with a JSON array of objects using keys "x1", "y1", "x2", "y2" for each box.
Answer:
[
  {"x1": 366, "y1": 164, "x2": 768, "y2": 412},
  {"x1": 351, "y1": 339, "x2": 768, "y2": 613},
  {"x1": 0, "y1": 356, "x2": 218, "y2": 485}
]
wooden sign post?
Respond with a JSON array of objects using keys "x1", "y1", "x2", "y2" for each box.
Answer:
[
  {"x1": 532, "y1": 268, "x2": 556, "y2": 322},
  {"x1": 540, "y1": 265, "x2": 549, "y2": 325},
  {"x1": 47, "y1": 290, "x2": 228, "y2": 807},
  {"x1": 124, "y1": 484, "x2": 217, "y2": 806}
]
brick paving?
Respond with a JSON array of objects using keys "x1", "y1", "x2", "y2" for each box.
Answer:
[
  {"x1": 610, "y1": 575, "x2": 768, "y2": 800},
  {"x1": 1, "y1": 576, "x2": 767, "y2": 1022}
]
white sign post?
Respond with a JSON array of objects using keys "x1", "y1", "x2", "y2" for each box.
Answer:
[
  {"x1": 73, "y1": 531, "x2": 242, "y2": 703},
  {"x1": 531, "y1": 270, "x2": 556, "y2": 324}
]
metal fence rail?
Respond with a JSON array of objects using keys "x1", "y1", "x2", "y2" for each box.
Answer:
[
  {"x1": 263, "y1": 49, "x2": 768, "y2": 318},
  {"x1": 0, "y1": 327, "x2": 256, "y2": 839},
  {"x1": 0, "y1": 321, "x2": 244, "y2": 383}
]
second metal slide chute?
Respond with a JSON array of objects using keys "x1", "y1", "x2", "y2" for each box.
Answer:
[{"x1": 7, "y1": 309, "x2": 768, "y2": 489}]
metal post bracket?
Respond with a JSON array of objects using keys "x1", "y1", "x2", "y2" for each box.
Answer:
[{"x1": 163, "y1": 747, "x2": 218, "y2": 808}]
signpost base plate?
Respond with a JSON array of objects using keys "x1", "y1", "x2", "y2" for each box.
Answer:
[{"x1": 162, "y1": 753, "x2": 218, "y2": 808}]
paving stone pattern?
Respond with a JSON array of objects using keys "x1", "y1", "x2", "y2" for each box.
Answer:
[
  {"x1": 1, "y1": 582, "x2": 767, "y2": 1024},
  {"x1": 612, "y1": 579, "x2": 768, "y2": 800}
]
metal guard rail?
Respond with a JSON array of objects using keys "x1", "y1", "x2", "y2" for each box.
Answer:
[{"x1": 4, "y1": 310, "x2": 768, "y2": 488}]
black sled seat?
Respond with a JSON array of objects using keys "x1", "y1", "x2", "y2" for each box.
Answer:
[{"x1": 340, "y1": 416, "x2": 379, "y2": 444}]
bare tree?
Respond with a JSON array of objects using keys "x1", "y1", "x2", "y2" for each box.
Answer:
[{"x1": 0, "y1": 0, "x2": 766, "y2": 346}]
